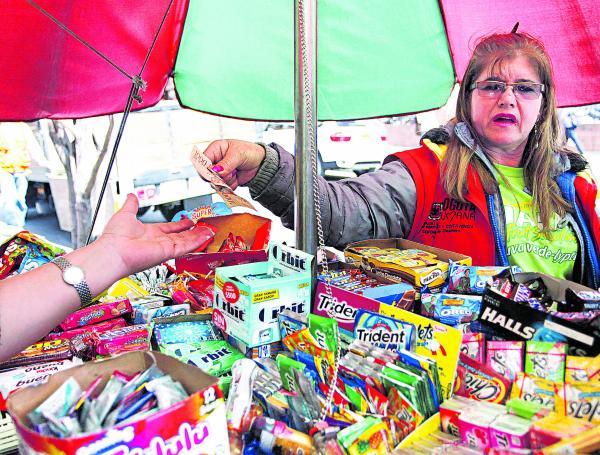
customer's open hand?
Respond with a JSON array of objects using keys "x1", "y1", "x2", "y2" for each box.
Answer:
[{"x1": 98, "y1": 194, "x2": 215, "y2": 276}]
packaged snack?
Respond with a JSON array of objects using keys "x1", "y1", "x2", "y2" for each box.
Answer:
[
  {"x1": 458, "y1": 410, "x2": 495, "y2": 450},
  {"x1": 153, "y1": 319, "x2": 222, "y2": 345},
  {"x1": 530, "y1": 412, "x2": 595, "y2": 449},
  {"x1": 278, "y1": 310, "x2": 308, "y2": 341},
  {"x1": 185, "y1": 340, "x2": 245, "y2": 377},
  {"x1": 95, "y1": 325, "x2": 151, "y2": 357},
  {"x1": 586, "y1": 354, "x2": 600, "y2": 382},
  {"x1": 354, "y1": 310, "x2": 415, "y2": 351},
  {"x1": 132, "y1": 303, "x2": 190, "y2": 324},
  {"x1": 337, "y1": 416, "x2": 392, "y2": 455},
  {"x1": 488, "y1": 413, "x2": 532, "y2": 450},
  {"x1": 0, "y1": 339, "x2": 73, "y2": 371},
  {"x1": 566, "y1": 355, "x2": 593, "y2": 382},
  {"x1": 308, "y1": 313, "x2": 339, "y2": 353},
  {"x1": 555, "y1": 381, "x2": 600, "y2": 423},
  {"x1": 447, "y1": 263, "x2": 510, "y2": 295},
  {"x1": 454, "y1": 354, "x2": 512, "y2": 404},
  {"x1": 59, "y1": 299, "x2": 132, "y2": 331},
  {"x1": 439, "y1": 396, "x2": 473, "y2": 436},
  {"x1": 0, "y1": 359, "x2": 82, "y2": 409},
  {"x1": 510, "y1": 372, "x2": 558, "y2": 410},
  {"x1": 505, "y1": 397, "x2": 547, "y2": 420},
  {"x1": 486, "y1": 340, "x2": 524, "y2": 382},
  {"x1": 525, "y1": 341, "x2": 567, "y2": 382},
  {"x1": 421, "y1": 293, "x2": 482, "y2": 326},
  {"x1": 46, "y1": 318, "x2": 127, "y2": 342},
  {"x1": 460, "y1": 332, "x2": 485, "y2": 363}
]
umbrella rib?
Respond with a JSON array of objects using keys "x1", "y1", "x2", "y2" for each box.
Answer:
[
  {"x1": 138, "y1": 0, "x2": 176, "y2": 77},
  {"x1": 27, "y1": 0, "x2": 135, "y2": 83}
]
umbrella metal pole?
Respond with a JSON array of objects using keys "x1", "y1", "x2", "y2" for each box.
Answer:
[{"x1": 294, "y1": 0, "x2": 318, "y2": 255}]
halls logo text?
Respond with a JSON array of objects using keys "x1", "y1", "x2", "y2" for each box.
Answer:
[
  {"x1": 271, "y1": 243, "x2": 311, "y2": 272},
  {"x1": 258, "y1": 302, "x2": 306, "y2": 324},
  {"x1": 480, "y1": 306, "x2": 535, "y2": 339},
  {"x1": 215, "y1": 293, "x2": 246, "y2": 322},
  {"x1": 316, "y1": 294, "x2": 356, "y2": 322}
]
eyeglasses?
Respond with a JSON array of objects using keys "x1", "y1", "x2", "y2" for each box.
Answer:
[{"x1": 470, "y1": 81, "x2": 545, "y2": 100}]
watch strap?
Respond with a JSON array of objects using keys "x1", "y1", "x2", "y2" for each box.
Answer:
[{"x1": 52, "y1": 256, "x2": 93, "y2": 307}]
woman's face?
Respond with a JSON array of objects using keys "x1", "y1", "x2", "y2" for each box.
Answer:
[{"x1": 470, "y1": 55, "x2": 543, "y2": 157}]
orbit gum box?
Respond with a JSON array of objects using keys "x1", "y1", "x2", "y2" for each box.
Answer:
[
  {"x1": 213, "y1": 242, "x2": 313, "y2": 347},
  {"x1": 7, "y1": 352, "x2": 229, "y2": 454}
]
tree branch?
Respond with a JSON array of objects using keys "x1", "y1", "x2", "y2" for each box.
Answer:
[{"x1": 84, "y1": 115, "x2": 114, "y2": 198}]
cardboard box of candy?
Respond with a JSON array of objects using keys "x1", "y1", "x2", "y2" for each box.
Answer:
[
  {"x1": 313, "y1": 262, "x2": 416, "y2": 335},
  {"x1": 344, "y1": 238, "x2": 472, "y2": 290},
  {"x1": 7, "y1": 352, "x2": 229, "y2": 454},
  {"x1": 479, "y1": 272, "x2": 600, "y2": 356},
  {"x1": 175, "y1": 213, "x2": 271, "y2": 276},
  {"x1": 213, "y1": 242, "x2": 313, "y2": 347}
]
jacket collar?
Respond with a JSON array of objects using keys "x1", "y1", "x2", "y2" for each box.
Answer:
[{"x1": 453, "y1": 121, "x2": 570, "y2": 177}]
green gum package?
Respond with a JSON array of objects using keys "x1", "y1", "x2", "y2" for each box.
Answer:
[{"x1": 308, "y1": 313, "x2": 339, "y2": 353}]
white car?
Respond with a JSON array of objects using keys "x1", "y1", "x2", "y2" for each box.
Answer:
[{"x1": 259, "y1": 119, "x2": 419, "y2": 180}]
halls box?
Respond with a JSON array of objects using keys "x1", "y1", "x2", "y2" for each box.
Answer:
[
  {"x1": 213, "y1": 243, "x2": 313, "y2": 347},
  {"x1": 479, "y1": 272, "x2": 600, "y2": 356},
  {"x1": 7, "y1": 352, "x2": 229, "y2": 455}
]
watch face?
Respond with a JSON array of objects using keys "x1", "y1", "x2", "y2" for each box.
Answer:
[{"x1": 64, "y1": 266, "x2": 85, "y2": 285}]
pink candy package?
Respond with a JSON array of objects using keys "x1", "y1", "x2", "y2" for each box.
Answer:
[
  {"x1": 46, "y1": 317, "x2": 127, "y2": 341},
  {"x1": 460, "y1": 332, "x2": 485, "y2": 363},
  {"x1": 95, "y1": 325, "x2": 150, "y2": 356},
  {"x1": 59, "y1": 299, "x2": 132, "y2": 330},
  {"x1": 486, "y1": 340, "x2": 524, "y2": 382}
]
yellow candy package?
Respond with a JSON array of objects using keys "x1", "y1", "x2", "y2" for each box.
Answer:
[
  {"x1": 566, "y1": 356, "x2": 593, "y2": 382},
  {"x1": 510, "y1": 372, "x2": 558, "y2": 410},
  {"x1": 586, "y1": 354, "x2": 600, "y2": 382},
  {"x1": 337, "y1": 416, "x2": 392, "y2": 455},
  {"x1": 555, "y1": 381, "x2": 600, "y2": 423}
]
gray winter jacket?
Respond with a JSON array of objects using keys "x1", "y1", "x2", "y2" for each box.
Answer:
[{"x1": 247, "y1": 142, "x2": 417, "y2": 250}]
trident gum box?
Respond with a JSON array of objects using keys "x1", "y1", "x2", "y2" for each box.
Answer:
[{"x1": 213, "y1": 243, "x2": 313, "y2": 347}]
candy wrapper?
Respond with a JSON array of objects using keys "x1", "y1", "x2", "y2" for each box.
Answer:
[
  {"x1": 454, "y1": 354, "x2": 511, "y2": 404},
  {"x1": 154, "y1": 319, "x2": 222, "y2": 345},
  {"x1": 525, "y1": 341, "x2": 567, "y2": 382},
  {"x1": 0, "y1": 231, "x2": 64, "y2": 279},
  {"x1": 95, "y1": 325, "x2": 151, "y2": 357},
  {"x1": 421, "y1": 293, "x2": 482, "y2": 326},
  {"x1": 530, "y1": 412, "x2": 595, "y2": 449},
  {"x1": 510, "y1": 372, "x2": 558, "y2": 410},
  {"x1": 565, "y1": 355, "x2": 593, "y2": 382},
  {"x1": 555, "y1": 381, "x2": 600, "y2": 423},
  {"x1": 447, "y1": 263, "x2": 512, "y2": 295},
  {"x1": 486, "y1": 340, "x2": 524, "y2": 382},
  {"x1": 0, "y1": 339, "x2": 73, "y2": 371},
  {"x1": 460, "y1": 332, "x2": 485, "y2": 363},
  {"x1": 59, "y1": 299, "x2": 132, "y2": 331},
  {"x1": 46, "y1": 317, "x2": 127, "y2": 342}
]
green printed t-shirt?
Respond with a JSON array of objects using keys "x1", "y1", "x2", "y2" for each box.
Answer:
[{"x1": 496, "y1": 163, "x2": 578, "y2": 280}]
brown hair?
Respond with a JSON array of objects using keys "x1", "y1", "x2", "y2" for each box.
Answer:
[{"x1": 441, "y1": 32, "x2": 571, "y2": 232}]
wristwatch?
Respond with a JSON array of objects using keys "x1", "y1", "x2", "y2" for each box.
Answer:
[{"x1": 51, "y1": 257, "x2": 93, "y2": 307}]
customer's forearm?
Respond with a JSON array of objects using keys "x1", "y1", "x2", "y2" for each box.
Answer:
[{"x1": 0, "y1": 238, "x2": 126, "y2": 361}]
